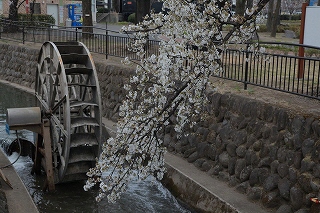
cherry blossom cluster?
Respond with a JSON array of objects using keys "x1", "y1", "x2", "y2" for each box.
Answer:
[{"x1": 84, "y1": 0, "x2": 270, "y2": 203}]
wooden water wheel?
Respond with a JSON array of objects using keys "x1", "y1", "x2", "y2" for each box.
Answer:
[{"x1": 34, "y1": 41, "x2": 103, "y2": 187}]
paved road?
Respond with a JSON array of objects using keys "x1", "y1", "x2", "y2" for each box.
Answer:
[
  {"x1": 93, "y1": 22, "x2": 126, "y2": 36},
  {"x1": 93, "y1": 22, "x2": 160, "y2": 40}
]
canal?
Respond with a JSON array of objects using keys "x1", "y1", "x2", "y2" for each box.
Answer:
[{"x1": 0, "y1": 82, "x2": 192, "y2": 213}]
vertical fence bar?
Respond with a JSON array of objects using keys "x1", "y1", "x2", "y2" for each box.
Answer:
[
  {"x1": 76, "y1": 27, "x2": 78, "y2": 41},
  {"x1": 279, "y1": 56, "x2": 283, "y2": 90},
  {"x1": 106, "y1": 29, "x2": 108, "y2": 59},
  {"x1": 244, "y1": 44, "x2": 249, "y2": 90},
  {"x1": 22, "y1": 25, "x2": 25, "y2": 44},
  {"x1": 47, "y1": 25, "x2": 51, "y2": 41},
  {"x1": 287, "y1": 57, "x2": 292, "y2": 92},
  {"x1": 263, "y1": 54, "x2": 267, "y2": 86},
  {"x1": 311, "y1": 60, "x2": 316, "y2": 96},
  {"x1": 317, "y1": 62, "x2": 320, "y2": 97},
  {"x1": 241, "y1": 50, "x2": 245, "y2": 80},
  {"x1": 267, "y1": 54, "x2": 271, "y2": 87}
]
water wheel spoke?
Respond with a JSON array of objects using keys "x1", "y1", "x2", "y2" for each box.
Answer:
[
  {"x1": 50, "y1": 75, "x2": 60, "y2": 109},
  {"x1": 51, "y1": 114, "x2": 68, "y2": 137},
  {"x1": 51, "y1": 95, "x2": 66, "y2": 114}
]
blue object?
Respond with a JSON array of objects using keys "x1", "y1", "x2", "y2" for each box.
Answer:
[
  {"x1": 67, "y1": 4, "x2": 83, "y2": 27},
  {"x1": 309, "y1": 0, "x2": 317, "y2": 6},
  {"x1": 5, "y1": 123, "x2": 10, "y2": 135}
]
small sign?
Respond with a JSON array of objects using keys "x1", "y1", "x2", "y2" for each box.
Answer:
[{"x1": 5, "y1": 123, "x2": 10, "y2": 135}]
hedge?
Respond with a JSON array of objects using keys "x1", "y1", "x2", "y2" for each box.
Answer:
[{"x1": 18, "y1": 14, "x2": 55, "y2": 26}]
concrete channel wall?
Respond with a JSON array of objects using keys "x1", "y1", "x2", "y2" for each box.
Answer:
[{"x1": 1, "y1": 43, "x2": 320, "y2": 213}]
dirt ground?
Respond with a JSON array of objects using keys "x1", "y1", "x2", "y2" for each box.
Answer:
[
  {"x1": 212, "y1": 32, "x2": 320, "y2": 119},
  {"x1": 211, "y1": 77, "x2": 320, "y2": 118}
]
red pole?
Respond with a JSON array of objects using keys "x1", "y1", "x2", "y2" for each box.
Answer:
[
  {"x1": 26, "y1": 0, "x2": 29, "y2": 14},
  {"x1": 298, "y1": 2, "x2": 307, "y2": 79}
]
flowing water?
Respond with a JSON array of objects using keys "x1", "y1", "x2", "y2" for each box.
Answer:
[{"x1": 0, "y1": 83, "x2": 192, "y2": 213}]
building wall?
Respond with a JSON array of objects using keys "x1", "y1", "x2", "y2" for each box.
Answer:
[{"x1": 1, "y1": 0, "x2": 82, "y2": 26}]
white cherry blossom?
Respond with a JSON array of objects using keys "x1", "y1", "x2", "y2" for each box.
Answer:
[{"x1": 84, "y1": 0, "x2": 271, "y2": 203}]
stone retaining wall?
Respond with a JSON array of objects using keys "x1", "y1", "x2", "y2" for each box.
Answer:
[
  {"x1": 1, "y1": 43, "x2": 320, "y2": 213},
  {"x1": 0, "y1": 43, "x2": 134, "y2": 122},
  {"x1": 165, "y1": 93, "x2": 320, "y2": 212}
]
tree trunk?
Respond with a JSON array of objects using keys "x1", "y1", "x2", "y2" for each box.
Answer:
[
  {"x1": 82, "y1": 0, "x2": 93, "y2": 38},
  {"x1": 235, "y1": 0, "x2": 246, "y2": 15},
  {"x1": 113, "y1": 0, "x2": 120, "y2": 12},
  {"x1": 266, "y1": 0, "x2": 274, "y2": 32},
  {"x1": 135, "y1": 0, "x2": 150, "y2": 24},
  {"x1": 9, "y1": 0, "x2": 19, "y2": 21},
  {"x1": 270, "y1": 0, "x2": 281, "y2": 37},
  {"x1": 7, "y1": 0, "x2": 19, "y2": 32}
]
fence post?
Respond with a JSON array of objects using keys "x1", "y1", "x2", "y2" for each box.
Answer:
[
  {"x1": 298, "y1": 2, "x2": 307, "y2": 79},
  {"x1": 244, "y1": 43, "x2": 249, "y2": 90},
  {"x1": 106, "y1": 22, "x2": 108, "y2": 59},
  {"x1": 22, "y1": 25, "x2": 25, "y2": 44},
  {"x1": 48, "y1": 25, "x2": 51, "y2": 41},
  {"x1": 76, "y1": 27, "x2": 78, "y2": 41}
]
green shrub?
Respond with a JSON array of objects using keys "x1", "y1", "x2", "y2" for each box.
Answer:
[
  {"x1": 291, "y1": 14, "x2": 301, "y2": 20},
  {"x1": 280, "y1": 14, "x2": 290, "y2": 20},
  {"x1": 257, "y1": 23, "x2": 300, "y2": 36},
  {"x1": 128, "y1": 13, "x2": 135, "y2": 23},
  {"x1": 257, "y1": 24, "x2": 267, "y2": 32},
  {"x1": 305, "y1": 48, "x2": 320, "y2": 57},
  {"x1": 18, "y1": 14, "x2": 55, "y2": 26},
  {"x1": 277, "y1": 25, "x2": 286, "y2": 33},
  {"x1": 280, "y1": 14, "x2": 301, "y2": 20},
  {"x1": 97, "y1": 7, "x2": 109, "y2": 13}
]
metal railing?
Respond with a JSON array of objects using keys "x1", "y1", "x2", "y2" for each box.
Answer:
[
  {"x1": 0, "y1": 18, "x2": 160, "y2": 60},
  {"x1": 219, "y1": 42, "x2": 320, "y2": 99},
  {"x1": 0, "y1": 18, "x2": 320, "y2": 100}
]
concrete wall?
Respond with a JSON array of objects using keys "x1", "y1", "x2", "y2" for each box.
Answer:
[{"x1": 1, "y1": 43, "x2": 320, "y2": 212}]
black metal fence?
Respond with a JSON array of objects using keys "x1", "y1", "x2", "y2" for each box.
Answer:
[
  {"x1": 0, "y1": 18, "x2": 159, "y2": 60},
  {"x1": 220, "y1": 43, "x2": 320, "y2": 99},
  {"x1": 1, "y1": 18, "x2": 320, "y2": 100}
]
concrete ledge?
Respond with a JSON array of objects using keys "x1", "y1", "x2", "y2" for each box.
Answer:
[
  {"x1": 163, "y1": 152, "x2": 270, "y2": 213},
  {"x1": 0, "y1": 149, "x2": 39, "y2": 213},
  {"x1": 0, "y1": 79, "x2": 34, "y2": 95}
]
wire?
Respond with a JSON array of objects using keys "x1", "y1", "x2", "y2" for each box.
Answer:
[{"x1": 0, "y1": 130, "x2": 22, "y2": 169}]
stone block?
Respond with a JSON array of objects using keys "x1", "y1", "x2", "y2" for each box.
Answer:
[{"x1": 285, "y1": 30, "x2": 297, "y2": 39}]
